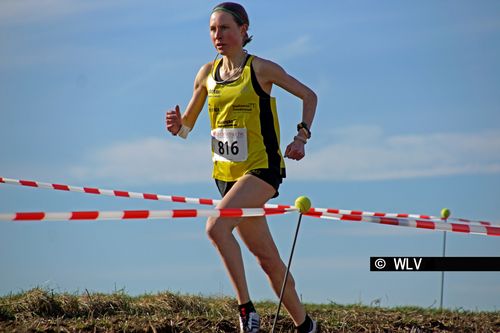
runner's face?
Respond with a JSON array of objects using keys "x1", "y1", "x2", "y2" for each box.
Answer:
[{"x1": 210, "y1": 11, "x2": 245, "y2": 55}]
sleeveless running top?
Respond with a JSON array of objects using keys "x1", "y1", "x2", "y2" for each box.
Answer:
[{"x1": 207, "y1": 55, "x2": 286, "y2": 181}]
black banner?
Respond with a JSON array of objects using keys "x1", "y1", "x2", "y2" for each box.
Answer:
[{"x1": 370, "y1": 257, "x2": 500, "y2": 271}]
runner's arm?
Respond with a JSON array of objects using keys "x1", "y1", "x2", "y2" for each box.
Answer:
[
  {"x1": 253, "y1": 58, "x2": 317, "y2": 131},
  {"x1": 253, "y1": 58, "x2": 317, "y2": 160},
  {"x1": 166, "y1": 63, "x2": 212, "y2": 135}
]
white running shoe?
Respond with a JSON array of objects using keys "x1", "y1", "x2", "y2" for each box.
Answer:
[
  {"x1": 239, "y1": 311, "x2": 260, "y2": 333},
  {"x1": 308, "y1": 320, "x2": 320, "y2": 333},
  {"x1": 297, "y1": 319, "x2": 320, "y2": 333}
]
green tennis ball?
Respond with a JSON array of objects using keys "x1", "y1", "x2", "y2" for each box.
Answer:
[
  {"x1": 295, "y1": 196, "x2": 311, "y2": 214},
  {"x1": 441, "y1": 208, "x2": 451, "y2": 219}
]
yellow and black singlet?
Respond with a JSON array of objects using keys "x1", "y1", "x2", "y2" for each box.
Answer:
[{"x1": 207, "y1": 55, "x2": 286, "y2": 182}]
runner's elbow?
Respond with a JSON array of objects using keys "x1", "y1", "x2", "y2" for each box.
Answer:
[{"x1": 305, "y1": 89, "x2": 317, "y2": 106}]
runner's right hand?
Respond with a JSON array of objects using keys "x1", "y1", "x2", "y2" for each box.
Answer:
[{"x1": 166, "y1": 105, "x2": 182, "y2": 135}]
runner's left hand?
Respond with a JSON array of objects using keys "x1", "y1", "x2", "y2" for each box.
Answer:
[{"x1": 284, "y1": 140, "x2": 305, "y2": 160}]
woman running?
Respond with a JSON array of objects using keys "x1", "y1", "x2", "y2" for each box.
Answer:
[{"x1": 166, "y1": 3, "x2": 318, "y2": 332}]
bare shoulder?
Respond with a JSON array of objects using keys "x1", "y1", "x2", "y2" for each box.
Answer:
[
  {"x1": 194, "y1": 62, "x2": 214, "y2": 88},
  {"x1": 252, "y1": 56, "x2": 285, "y2": 75},
  {"x1": 252, "y1": 56, "x2": 289, "y2": 90},
  {"x1": 197, "y1": 62, "x2": 213, "y2": 79}
]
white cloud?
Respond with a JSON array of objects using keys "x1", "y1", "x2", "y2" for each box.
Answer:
[
  {"x1": 70, "y1": 137, "x2": 212, "y2": 185},
  {"x1": 287, "y1": 126, "x2": 500, "y2": 181},
  {"x1": 69, "y1": 127, "x2": 500, "y2": 186}
]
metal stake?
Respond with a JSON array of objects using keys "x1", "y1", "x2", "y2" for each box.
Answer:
[{"x1": 272, "y1": 213, "x2": 304, "y2": 333}]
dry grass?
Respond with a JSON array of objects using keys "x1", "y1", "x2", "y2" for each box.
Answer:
[{"x1": 0, "y1": 288, "x2": 498, "y2": 332}]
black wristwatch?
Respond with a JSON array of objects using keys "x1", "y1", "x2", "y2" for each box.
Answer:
[{"x1": 297, "y1": 122, "x2": 311, "y2": 139}]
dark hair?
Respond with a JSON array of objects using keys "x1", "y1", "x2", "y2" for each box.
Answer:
[{"x1": 212, "y1": 2, "x2": 253, "y2": 46}]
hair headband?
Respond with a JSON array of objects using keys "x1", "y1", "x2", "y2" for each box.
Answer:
[{"x1": 212, "y1": 6, "x2": 246, "y2": 25}]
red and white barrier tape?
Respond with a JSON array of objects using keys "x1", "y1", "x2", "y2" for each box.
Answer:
[
  {"x1": 450, "y1": 218, "x2": 494, "y2": 226},
  {"x1": 306, "y1": 207, "x2": 495, "y2": 226},
  {"x1": 304, "y1": 211, "x2": 500, "y2": 237},
  {"x1": 1, "y1": 176, "x2": 498, "y2": 234},
  {"x1": 0, "y1": 207, "x2": 291, "y2": 222},
  {"x1": 1, "y1": 176, "x2": 496, "y2": 225},
  {"x1": 1, "y1": 207, "x2": 497, "y2": 236},
  {"x1": 0, "y1": 176, "x2": 293, "y2": 209},
  {"x1": 0, "y1": 176, "x2": 223, "y2": 207}
]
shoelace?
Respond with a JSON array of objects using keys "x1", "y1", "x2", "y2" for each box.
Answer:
[
  {"x1": 241, "y1": 313, "x2": 259, "y2": 332},
  {"x1": 248, "y1": 316, "x2": 259, "y2": 329}
]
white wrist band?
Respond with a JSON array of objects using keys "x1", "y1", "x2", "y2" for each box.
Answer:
[{"x1": 177, "y1": 125, "x2": 191, "y2": 139}]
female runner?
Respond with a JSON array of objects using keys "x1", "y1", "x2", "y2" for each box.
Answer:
[{"x1": 166, "y1": 3, "x2": 318, "y2": 332}]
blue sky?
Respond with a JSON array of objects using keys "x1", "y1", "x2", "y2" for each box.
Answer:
[{"x1": 1, "y1": 0, "x2": 499, "y2": 311}]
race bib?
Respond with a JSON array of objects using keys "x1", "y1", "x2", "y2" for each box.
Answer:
[{"x1": 211, "y1": 128, "x2": 248, "y2": 162}]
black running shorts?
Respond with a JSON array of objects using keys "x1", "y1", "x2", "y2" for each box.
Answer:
[{"x1": 215, "y1": 168, "x2": 282, "y2": 198}]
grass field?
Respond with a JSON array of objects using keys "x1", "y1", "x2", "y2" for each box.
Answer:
[{"x1": 0, "y1": 288, "x2": 498, "y2": 332}]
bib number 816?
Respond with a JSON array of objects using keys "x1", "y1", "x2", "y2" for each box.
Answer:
[
  {"x1": 218, "y1": 141, "x2": 239, "y2": 156},
  {"x1": 211, "y1": 127, "x2": 248, "y2": 162}
]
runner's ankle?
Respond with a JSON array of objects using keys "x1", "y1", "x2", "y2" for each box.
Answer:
[
  {"x1": 296, "y1": 314, "x2": 313, "y2": 333},
  {"x1": 238, "y1": 300, "x2": 256, "y2": 317}
]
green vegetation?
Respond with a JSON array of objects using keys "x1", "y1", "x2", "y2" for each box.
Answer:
[{"x1": 0, "y1": 288, "x2": 498, "y2": 332}]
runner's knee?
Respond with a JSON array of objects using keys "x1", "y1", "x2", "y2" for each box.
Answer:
[{"x1": 205, "y1": 217, "x2": 235, "y2": 245}]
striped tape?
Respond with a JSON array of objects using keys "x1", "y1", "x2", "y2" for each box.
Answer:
[
  {"x1": 306, "y1": 207, "x2": 495, "y2": 226},
  {"x1": 304, "y1": 211, "x2": 500, "y2": 237},
  {"x1": 0, "y1": 177, "x2": 294, "y2": 210},
  {"x1": 1, "y1": 208, "x2": 497, "y2": 236},
  {"x1": 0, "y1": 176, "x2": 221, "y2": 206},
  {"x1": 1, "y1": 176, "x2": 498, "y2": 234},
  {"x1": 1, "y1": 176, "x2": 495, "y2": 225},
  {"x1": 0, "y1": 207, "x2": 291, "y2": 222}
]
